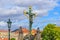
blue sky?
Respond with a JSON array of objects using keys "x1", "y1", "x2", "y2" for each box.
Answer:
[{"x1": 0, "y1": 0, "x2": 60, "y2": 31}]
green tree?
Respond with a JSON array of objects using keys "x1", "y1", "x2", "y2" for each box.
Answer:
[
  {"x1": 42, "y1": 24, "x2": 60, "y2": 40},
  {"x1": 10, "y1": 38, "x2": 16, "y2": 40}
]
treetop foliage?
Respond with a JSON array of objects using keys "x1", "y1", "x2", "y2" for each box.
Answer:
[{"x1": 42, "y1": 24, "x2": 60, "y2": 40}]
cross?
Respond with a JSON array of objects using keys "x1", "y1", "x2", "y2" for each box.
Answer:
[{"x1": 24, "y1": 6, "x2": 36, "y2": 40}]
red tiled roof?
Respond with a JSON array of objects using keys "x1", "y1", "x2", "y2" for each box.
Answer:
[
  {"x1": 14, "y1": 28, "x2": 37, "y2": 35},
  {"x1": 22, "y1": 28, "x2": 29, "y2": 33},
  {"x1": 0, "y1": 30, "x2": 8, "y2": 32},
  {"x1": 14, "y1": 28, "x2": 29, "y2": 34},
  {"x1": 0, "y1": 38, "x2": 8, "y2": 40},
  {"x1": 32, "y1": 29, "x2": 36, "y2": 33}
]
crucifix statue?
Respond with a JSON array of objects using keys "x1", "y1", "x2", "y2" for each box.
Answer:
[{"x1": 24, "y1": 6, "x2": 36, "y2": 40}]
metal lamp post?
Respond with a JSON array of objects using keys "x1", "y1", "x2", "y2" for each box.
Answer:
[
  {"x1": 7, "y1": 19, "x2": 12, "y2": 40},
  {"x1": 24, "y1": 6, "x2": 36, "y2": 40}
]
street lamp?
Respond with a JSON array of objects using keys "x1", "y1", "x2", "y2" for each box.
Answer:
[
  {"x1": 7, "y1": 19, "x2": 12, "y2": 40},
  {"x1": 24, "y1": 6, "x2": 36, "y2": 40}
]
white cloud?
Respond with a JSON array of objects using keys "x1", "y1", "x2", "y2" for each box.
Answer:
[
  {"x1": 10, "y1": 0, "x2": 57, "y2": 6},
  {"x1": 0, "y1": 6, "x2": 26, "y2": 16},
  {"x1": 0, "y1": 21, "x2": 7, "y2": 26},
  {"x1": 11, "y1": 0, "x2": 58, "y2": 9},
  {"x1": 33, "y1": 9, "x2": 48, "y2": 16},
  {"x1": 0, "y1": 0, "x2": 58, "y2": 16}
]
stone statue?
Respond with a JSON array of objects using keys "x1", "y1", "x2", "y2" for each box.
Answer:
[
  {"x1": 18, "y1": 26, "x2": 23, "y2": 40},
  {"x1": 36, "y1": 27, "x2": 41, "y2": 40}
]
